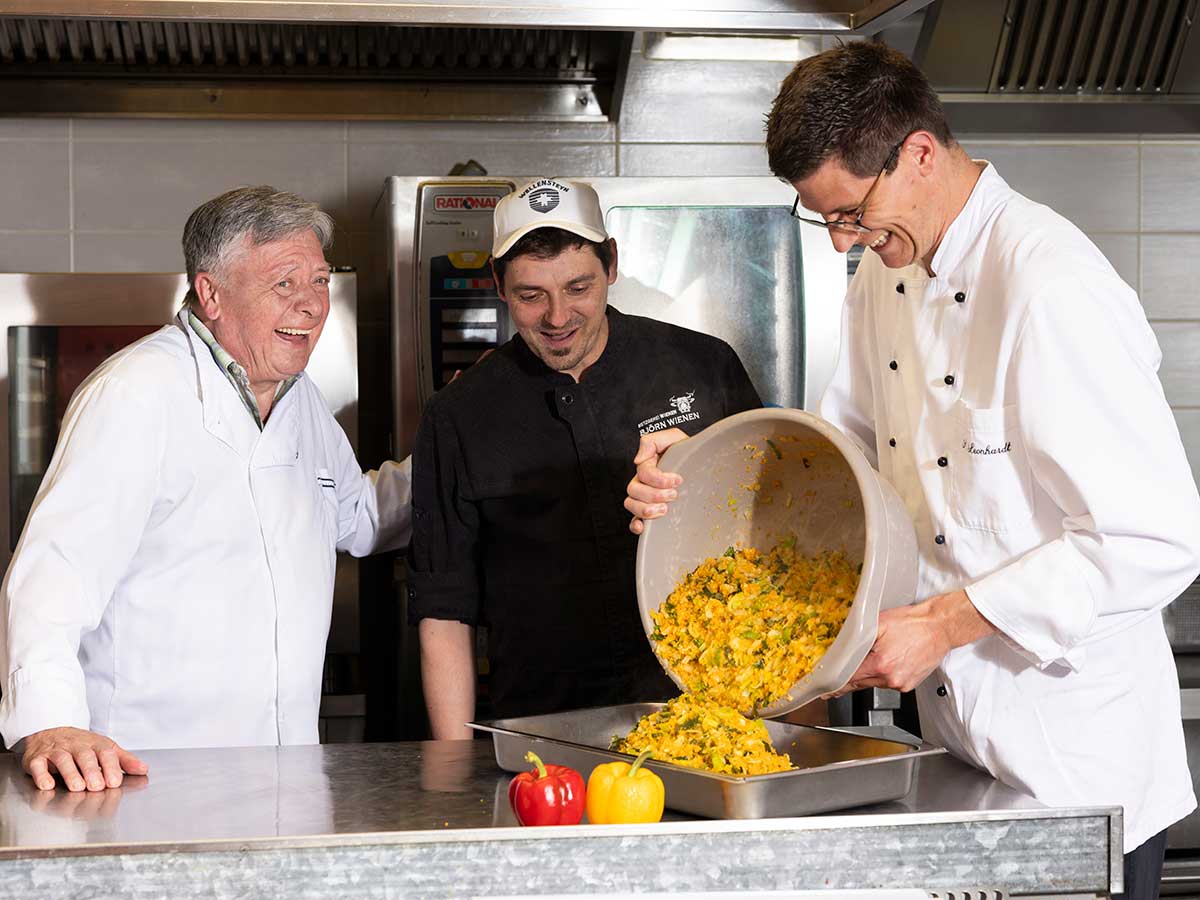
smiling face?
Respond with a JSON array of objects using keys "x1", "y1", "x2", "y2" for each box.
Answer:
[
  {"x1": 194, "y1": 228, "x2": 331, "y2": 397},
  {"x1": 496, "y1": 240, "x2": 617, "y2": 381},
  {"x1": 794, "y1": 135, "x2": 941, "y2": 270}
]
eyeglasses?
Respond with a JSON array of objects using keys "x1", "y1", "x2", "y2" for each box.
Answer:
[{"x1": 789, "y1": 135, "x2": 908, "y2": 235}]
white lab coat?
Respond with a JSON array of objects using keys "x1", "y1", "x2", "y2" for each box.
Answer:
[
  {"x1": 820, "y1": 163, "x2": 1200, "y2": 851},
  {"x1": 0, "y1": 314, "x2": 412, "y2": 750}
]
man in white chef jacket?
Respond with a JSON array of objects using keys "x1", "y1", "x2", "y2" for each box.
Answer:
[
  {"x1": 626, "y1": 42, "x2": 1200, "y2": 898},
  {"x1": 0, "y1": 186, "x2": 412, "y2": 793}
]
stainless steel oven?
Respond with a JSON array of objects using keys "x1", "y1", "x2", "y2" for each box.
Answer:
[{"x1": 0, "y1": 272, "x2": 365, "y2": 742}]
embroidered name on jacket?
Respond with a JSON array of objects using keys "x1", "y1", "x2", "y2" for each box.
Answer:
[
  {"x1": 639, "y1": 391, "x2": 701, "y2": 434},
  {"x1": 962, "y1": 440, "x2": 1013, "y2": 455}
]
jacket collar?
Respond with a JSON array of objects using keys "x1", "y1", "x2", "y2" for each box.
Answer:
[
  {"x1": 928, "y1": 161, "x2": 1011, "y2": 282},
  {"x1": 177, "y1": 310, "x2": 265, "y2": 456}
]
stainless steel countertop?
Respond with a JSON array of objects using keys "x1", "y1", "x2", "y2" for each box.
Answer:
[{"x1": 0, "y1": 735, "x2": 1119, "y2": 861}]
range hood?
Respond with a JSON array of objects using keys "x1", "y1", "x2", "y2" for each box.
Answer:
[
  {"x1": 0, "y1": 0, "x2": 934, "y2": 120},
  {"x1": 916, "y1": 0, "x2": 1200, "y2": 133}
]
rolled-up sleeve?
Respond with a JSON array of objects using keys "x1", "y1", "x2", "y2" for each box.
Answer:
[
  {"x1": 407, "y1": 400, "x2": 482, "y2": 625},
  {"x1": 966, "y1": 274, "x2": 1200, "y2": 668},
  {"x1": 0, "y1": 373, "x2": 163, "y2": 748}
]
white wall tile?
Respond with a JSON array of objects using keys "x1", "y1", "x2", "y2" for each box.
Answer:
[
  {"x1": 619, "y1": 52, "x2": 792, "y2": 144},
  {"x1": 0, "y1": 140, "x2": 69, "y2": 230},
  {"x1": 1152, "y1": 322, "x2": 1200, "y2": 407},
  {"x1": 345, "y1": 141, "x2": 615, "y2": 228},
  {"x1": 1142, "y1": 143, "x2": 1200, "y2": 233},
  {"x1": 0, "y1": 232, "x2": 71, "y2": 271},
  {"x1": 619, "y1": 143, "x2": 768, "y2": 176},
  {"x1": 74, "y1": 141, "x2": 347, "y2": 231},
  {"x1": 959, "y1": 143, "x2": 1139, "y2": 233},
  {"x1": 1142, "y1": 234, "x2": 1200, "y2": 319}
]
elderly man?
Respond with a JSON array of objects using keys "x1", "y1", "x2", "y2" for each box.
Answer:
[
  {"x1": 626, "y1": 42, "x2": 1200, "y2": 898},
  {"x1": 409, "y1": 178, "x2": 761, "y2": 738},
  {"x1": 0, "y1": 186, "x2": 412, "y2": 792}
]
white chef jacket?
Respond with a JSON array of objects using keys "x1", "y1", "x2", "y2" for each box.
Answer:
[
  {"x1": 820, "y1": 163, "x2": 1200, "y2": 851},
  {"x1": 0, "y1": 313, "x2": 412, "y2": 750}
]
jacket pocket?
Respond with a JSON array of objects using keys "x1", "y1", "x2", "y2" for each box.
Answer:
[{"x1": 949, "y1": 403, "x2": 1035, "y2": 533}]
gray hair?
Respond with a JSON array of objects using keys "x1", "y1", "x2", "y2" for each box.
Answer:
[{"x1": 182, "y1": 185, "x2": 334, "y2": 308}]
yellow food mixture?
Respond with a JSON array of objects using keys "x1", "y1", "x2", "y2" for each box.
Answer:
[
  {"x1": 614, "y1": 538, "x2": 860, "y2": 777},
  {"x1": 649, "y1": 539, "x2": 860, "y2": 713},
  {"x1": 611, "y1": 694, "x2": 793, "y2": 776}
]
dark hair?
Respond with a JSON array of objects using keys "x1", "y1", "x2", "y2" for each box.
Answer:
[
  {"x1": 492, "y1": 227, "x2": 613, "y2": 288},
  {"x1": 765, "y1": 41, "x2": 955, "y2": 183}
]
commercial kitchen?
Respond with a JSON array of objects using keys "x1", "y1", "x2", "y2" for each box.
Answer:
[{"x1": 0, "y1": 1, "x2": 1197, "y2": 898}]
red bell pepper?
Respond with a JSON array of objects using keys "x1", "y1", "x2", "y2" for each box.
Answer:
[{"x1": 508, "y1": 750, "x2": 585, "y2": 826}]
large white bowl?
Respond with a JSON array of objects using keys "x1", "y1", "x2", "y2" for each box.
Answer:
[{"x1": 635, "y1": 407, "x2": 918, "y2": 717}]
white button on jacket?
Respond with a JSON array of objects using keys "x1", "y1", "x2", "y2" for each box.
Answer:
[
  {"x1": 820, "y1": 163, "x2": 1200, "y2": 851},
  {"x1": 0, "y1": 314, "x2": 412, "y2": 751}
]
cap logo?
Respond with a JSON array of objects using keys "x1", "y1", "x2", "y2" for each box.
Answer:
[{"x1": 527, "y1": 187, "x2": 560, "y2": 214}]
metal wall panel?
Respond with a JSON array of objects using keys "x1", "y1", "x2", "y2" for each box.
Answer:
[
  {"x1": 1087, "y1": 233, "x2": 1140, "y2": 293},
  {"x1": 1142, "y1": 142, "x2": 1200, "y2": 232},
  {"x1": 1152, "y1": 321, "x2": 1200, "y2": 407},
  {"x1": 1141, "y1": 234, "x2": 1200, "y2": 319},
  {"x1": 1175, "y1": 408, "x2": 1200, "y2": 488},
  {"x1": 72, "y1": 231, "x2": 187, "y2": 272},
  {"x1": 73, "y1": 138, "x2": 347, "y2": 230},
  {"x1": 959, "y1": 140, "x2": 1139, "y2": 233},
  {"x1": 0, "y1": 138, "x2": 67, "y2": 230},
  {"x1": 618, "y1": 142, "x2": 769, "y2": 176},
  {"x1": 0, "y1": 232, "x2": 69, "y2": 271},
  {"x1": 619, "y1": 50, "x2": 793, "y2": 143}
]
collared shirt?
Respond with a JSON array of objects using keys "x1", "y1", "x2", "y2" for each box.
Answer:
[
  {"x1": 408, "y1": 306, "x2": 762, "y2": 720},
  {"x1": 0, "y1": 312, "x2": 412, "y2": 750},
  {"x1": 187, "y1": 310, "x2": 297, "y2": 429},
  {"x1": 820, "y1": 162, "x2": 1200, "y2": 851}
]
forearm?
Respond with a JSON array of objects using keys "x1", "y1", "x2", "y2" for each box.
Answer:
[
  {"x1": 929, "y1": 588, "x2": 997, "y2": 651},
  {"x1": 418, "y1": 618, "x2": 476, "y2": 740}
]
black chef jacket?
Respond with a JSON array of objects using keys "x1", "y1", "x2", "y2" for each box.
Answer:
[{"x1": 408, "y1": 306, "x2": 762, "y2": 720}]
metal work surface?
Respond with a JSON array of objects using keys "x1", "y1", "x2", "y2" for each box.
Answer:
[
  {"x1": 475, "y1": 704, "x2": 946, "y2": 819},
  {"x1": 0, "y1": 1, "x2": 934, "y2": 35},
  {"x1": 0, "y1": 738, "x2": 1120, "y2": 897}
]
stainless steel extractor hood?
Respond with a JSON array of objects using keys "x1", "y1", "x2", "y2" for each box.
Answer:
[
  {"x1": 914, "y1": 0, "x2": 1200, "y2": 133},
  {"x1": 0, "y1": 0, "x2": 935, "y2": 120}
]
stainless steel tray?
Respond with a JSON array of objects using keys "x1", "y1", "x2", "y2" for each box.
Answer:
[{"x1": 470, "y1": 703, "x2": 945, "y2": 819}]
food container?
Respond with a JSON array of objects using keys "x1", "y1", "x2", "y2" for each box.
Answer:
[
  {"x1": 635, "y1": 407, "x2": 918, "y2": 717},
  {"x1": 472, "y1": 703, "x2": 945, "y2": 819}
]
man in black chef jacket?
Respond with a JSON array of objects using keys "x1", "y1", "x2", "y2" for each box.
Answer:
[{"x1": 409, "y1": 178, "x2": 762, "y2": 738}]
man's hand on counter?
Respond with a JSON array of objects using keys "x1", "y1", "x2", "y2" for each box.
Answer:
[
  {"x1": 21, "y1": 727, "x2": 148, "y2": 792},
  {"x1": 624, "y1": 428, "x2": 688, "y2": 534}
]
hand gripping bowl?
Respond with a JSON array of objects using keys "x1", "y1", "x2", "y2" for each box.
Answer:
[{"x1": 635, "y1": 407, "x2": 919, "y2": 718}]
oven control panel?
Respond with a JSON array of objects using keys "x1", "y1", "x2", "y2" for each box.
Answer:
[{"x1": 415, "y1": 182, "x2": 514, "y2": 393}]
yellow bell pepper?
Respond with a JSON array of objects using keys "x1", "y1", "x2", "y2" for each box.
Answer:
[{"x1": 586, "y1": 748, "x2": 665, "y2": 824}]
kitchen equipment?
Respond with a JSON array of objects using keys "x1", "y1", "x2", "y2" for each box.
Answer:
[
  {"x1": 635, "y1": 407, "x2": 919, "y2": 718},
  {"x1": 471, "y1": 702, "x2": 945, "y2": 820},
  {"x1": 0, "y1": 271, "x2": 365, "y2": 742}
]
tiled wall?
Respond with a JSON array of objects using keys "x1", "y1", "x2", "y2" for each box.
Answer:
[{"x1": 0, "y1": 46, "x2": 1198, "y2": 484}]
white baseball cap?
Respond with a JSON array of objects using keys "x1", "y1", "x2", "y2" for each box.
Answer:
[{"x1": 492, "y1": 178, "x2": 609, "y2": 258}]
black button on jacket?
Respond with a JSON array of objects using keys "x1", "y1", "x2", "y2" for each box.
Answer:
[{"x1": 409, "y1": 307, "x2": 763, "y2": 720}]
